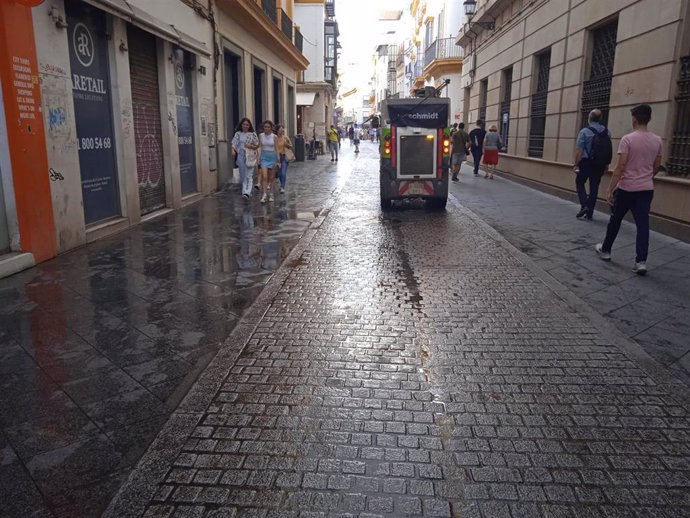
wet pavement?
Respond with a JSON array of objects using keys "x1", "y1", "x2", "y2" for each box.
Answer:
[
  {"x1": 103, "y1": 144, "x2": 690, "y2": 518},
  {"x1": 0, "y1": 151, "x2": 351, "y2": 517},
  {"x1": 449, "y1": 165, "x2": 690, "y2": 387}
]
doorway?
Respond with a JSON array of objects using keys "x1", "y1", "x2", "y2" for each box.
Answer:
[
  {"x1": 253, "y1": 65, "x2": 265, "y2": 126},
  {"x1": 273, "y1": 75, "x2": 282, "y2": 126},
  {"x1": 224, "y1": 50, "x2": 242, "y2": 135}
]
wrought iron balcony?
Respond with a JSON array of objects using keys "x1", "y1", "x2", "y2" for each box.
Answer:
[
  {"x1": 325, "y1": 0, "x2": 335, "y2": 18},
  {"x1": 262, "y1": 0, "x2": 276, "y2": 24},
  {"x1": 279, "y1": 8, "x2": 292, "y2": 41},
  {"x1": 424, "y1": 37, "x2": 462, "y2": 69},
  {"x1": 294, "y1": 29, "x2": 304, "y2": 53}
]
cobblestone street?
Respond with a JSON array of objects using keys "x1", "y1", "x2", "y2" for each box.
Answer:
[{"x1": 103, "y1": 143, "x2": 690, "y2": 518}]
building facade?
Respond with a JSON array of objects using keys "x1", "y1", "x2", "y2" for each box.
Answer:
[
  {"x1": 293, "y1": 0, "x2": 339, "y2": 144},
  {"x1": 458, "y1": 0, "x2": 690, "y2": 234},
  {"x1": 411, "y1": 0, "x2": 464, "y2": 121},
  {"x1": 0, "y1": 0, "x2": 309, "y2": 277},
  {"x1": 215, "y1": 0, "x2": 308, "y2": 184}
]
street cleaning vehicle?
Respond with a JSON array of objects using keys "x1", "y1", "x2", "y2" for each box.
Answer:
[{"x1": 379, "y1": 86, "x2": 451, "y2": 211}]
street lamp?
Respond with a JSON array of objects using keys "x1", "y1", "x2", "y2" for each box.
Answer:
[{"x1": 463, "y1": 0, "x2": 495, "y2": 30}]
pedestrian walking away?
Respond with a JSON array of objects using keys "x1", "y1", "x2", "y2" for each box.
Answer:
[
  {"x1": 258, "y1": 120, "x2": 279, "y2": 203},
  {"x1": 595, "y1": 104, "x2": 663, "y2": 276},
  {"x1": 231, "y1": 117, "x2": 259, "y2": 200},
  {"x1": 469, "y1": 120, "x2": 486, "y2": 176},
  {"x1": 482, "y1": 125, "x2": 502, "y2": 179},
  {"x1": 451, "y1": 122, "x2": 470, "y2": 182},
  {"x1": 348, "y1": 125, "x2": 354, "y2": 146},
  {"x1": 353, "y1": 129, "x2": 361, "y2": 153},
  {"x1": 328, "y1": 124, "x2": 339, "y2": 162},
  {"x1": 276, "y1": 124, "x2": 293, "y2": 194},
  {"x1": 574, "y1": 109, "x2": 612, "y2": 220}
]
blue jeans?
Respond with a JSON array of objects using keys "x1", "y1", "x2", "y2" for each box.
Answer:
[
  {"x1": 602, "y1": 189, "x2": 654, "y2": 263},
  {"x1": 237, "y1": 150, "x2": 253, "y2": 196},
  {"x1": 576, "y1": 160, "x2": 605, "y2": 216},
  {"x1": 277, "y1": 154, "x2": 288, "y2": 188}
]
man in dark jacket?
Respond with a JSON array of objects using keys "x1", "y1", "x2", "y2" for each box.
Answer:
[{"x1": 468, "y1": 120, "x2": 486, "y2": 176}]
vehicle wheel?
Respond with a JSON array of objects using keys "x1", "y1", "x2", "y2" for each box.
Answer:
[
  {"x1": 380, "y1": 197, "x2": 392, "y2": 211},
  {"x1": 427, "y1": 197, "x2": 447, "y2": 211}
]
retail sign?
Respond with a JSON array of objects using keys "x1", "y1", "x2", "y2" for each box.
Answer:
[
  {"x1": 174, "y1": 47, "x2": 197, "y2": 195},
  {"x1": 66, "y1": 2, "x2": 120, "y2": 224}
]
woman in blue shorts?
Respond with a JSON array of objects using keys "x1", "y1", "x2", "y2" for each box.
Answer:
[{"x1": 258, "y1": 120, "x2": 278, "y2": 203}]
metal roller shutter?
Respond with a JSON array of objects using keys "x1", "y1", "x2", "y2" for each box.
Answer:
[{"x1": 128, "y1": 25, "x2": 166, "y2": 215}]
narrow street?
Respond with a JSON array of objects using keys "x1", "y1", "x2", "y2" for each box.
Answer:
[
  {"x1": 87, "y1": 143, "x2": 689, "y2": 518},
  {"x1": 0, "y1": 151, "x2": 349, "y2": 517}
]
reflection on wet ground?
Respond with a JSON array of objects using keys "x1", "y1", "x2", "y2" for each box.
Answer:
[{"x1": 0, "y1": 151, "x2": 353, "y2": 517}]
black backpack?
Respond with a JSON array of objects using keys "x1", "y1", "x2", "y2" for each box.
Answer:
[{"x1": 589, "y1": 126, "x2": 612, "y2": 166}]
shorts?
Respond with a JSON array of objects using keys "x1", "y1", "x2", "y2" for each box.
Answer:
[
  {"x1": 260, "y1": 151, "x2": 277, "y2": 169},
  {"x1": 483, "y1": 149, "x2": 499, "y2": 165},
  {"x1": 451, "y1": 153, "x2": 466, "y2": 166},
  {"x1": 329, "y1": 141, "x2": 338, "y2": 152}
]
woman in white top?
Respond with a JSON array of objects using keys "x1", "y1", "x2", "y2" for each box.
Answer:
[
  {"x1": 258, "y1": 120, "x2": 278, "y2": 203},
  {"x1": 230, "y1": 118, "x2": 259, "y2": 199}
]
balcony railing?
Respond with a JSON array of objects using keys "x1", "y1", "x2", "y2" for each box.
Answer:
[
  {"x1": 413, "y1": 61, "x2": 424, "y2": 78},
  {"x1": 424, "y1": 37, "x2": 462, "y2": 68},
  {"x1": 325, "y1": 0, "x2": 335, "y2": 18},
  {"x1": 294, "y1": 29, "x2": 303, "y2": 53},
  {"x1": 279, "y1": 9, "x2": 292, "y2": 40},
  {"x1": 262, "y1": 0, "x2": 276, "y2": 24}
]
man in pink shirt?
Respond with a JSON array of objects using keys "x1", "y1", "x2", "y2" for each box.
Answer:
[{"x1": 595, "y1": 104, "x2": 663, "y2": 275}]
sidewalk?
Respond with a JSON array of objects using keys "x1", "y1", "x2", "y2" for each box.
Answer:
[
  {"x1": 0, "y1": 153, "x2": 349, "y2": 517},
  {"x1": 451, "y1": 164, "x2": 690, "y2": 387},
  {"x1": 107, "y1": 144, "x2": 690, "y2": 518}
]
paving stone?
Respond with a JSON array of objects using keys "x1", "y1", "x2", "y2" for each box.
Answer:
[{"x1": 95, "y1": 146, "x2": 690, "y2": 518}]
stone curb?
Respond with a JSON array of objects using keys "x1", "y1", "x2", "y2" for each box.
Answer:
[
  {"x1": 103, "y1": 170, "x2": 351, "y2": 518},
  {"x1": 447, "y1": 192, "x2": 690, "y2": 413}
]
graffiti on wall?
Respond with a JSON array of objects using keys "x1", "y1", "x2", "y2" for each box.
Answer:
[
  {"x1": 134, "y1": 103, "x2": 163, "y2": 188},
  {"x1": 40, "y1": 74, "x2": 75, "y2": 152}
]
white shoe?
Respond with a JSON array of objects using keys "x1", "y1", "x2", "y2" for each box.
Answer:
[
  {"x1": 268, "y1": 192, "x2": 274, "y2": 202},
  {"x1": 594, "y1": 244, "x2": 611, "y2": 261},
  {"x1": 280, "y1": 187, "x2": 285, "y2": 194},
  {"x1": 633, "y1": 262, "x2": 647, "y2": 276},
  {"x1": 260, "y1": 192, "x2": 267, "y2": 204}
]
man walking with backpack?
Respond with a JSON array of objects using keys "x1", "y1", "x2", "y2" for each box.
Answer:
[{"x1": 573, "y1": 109, "x2": 612, "y2": 220}]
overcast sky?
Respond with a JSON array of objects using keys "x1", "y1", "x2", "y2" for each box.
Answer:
[{"x1": 336, "y1": 0, "x2": 406, "y2": 90}]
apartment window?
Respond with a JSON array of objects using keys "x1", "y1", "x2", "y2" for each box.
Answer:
[
  {"x1": 528, "y1": 49, "x2": 551, "y2": 158},
  {"x1": 500, "y1": 67, "x2": 513, "y2": 152},
  {"x1": 425, "y1": 20, "x2": 434, "y2": 49},
  {"x1": 325, "y1": 22, "x2": 337, "y2": 85},
  {"x1": 478, "y1": 79, "x2": 488, "y2": 124},
  {"x1": 581, "y1": 21, "x2": 618, "y2": 126},
  {"x1": 668, "y1": 56, "x2": 690, "y2": 177}
]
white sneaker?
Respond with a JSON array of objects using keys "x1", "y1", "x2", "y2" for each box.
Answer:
[
  {"x1": 260, "y1": 192, "x2": 267, "y2": 204},
  {"x1": 268, "y1": 192, "x2": 274, "y2": 202},
  {"x1": 633, "y1": 262, "x2": 647, "y2": 276},
  {"x1": 594, "y1": 244, "x2": 611, "y2": 261},
  {"x1": 280, "y1": 187, "x2": 285, "y2": 194}
]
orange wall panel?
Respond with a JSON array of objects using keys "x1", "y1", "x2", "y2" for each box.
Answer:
[{"x1": 0, "y1": 1, "x2": 57, "y2": 262}]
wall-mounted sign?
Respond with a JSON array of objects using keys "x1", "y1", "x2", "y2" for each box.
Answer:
[
  {"x1": 174, "y1": 47, "x2": 197, "y2": 195},
  {"x1": 67, "y1": 2, "x2": 120, "y2": 224}
]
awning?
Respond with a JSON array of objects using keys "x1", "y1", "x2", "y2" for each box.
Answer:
[
  {"x1": 83, "y1": 0, "x2": 211, "y2": 57},
  {"x1": 296, "y1": 92, "x2": 317, "y2": 107}
]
